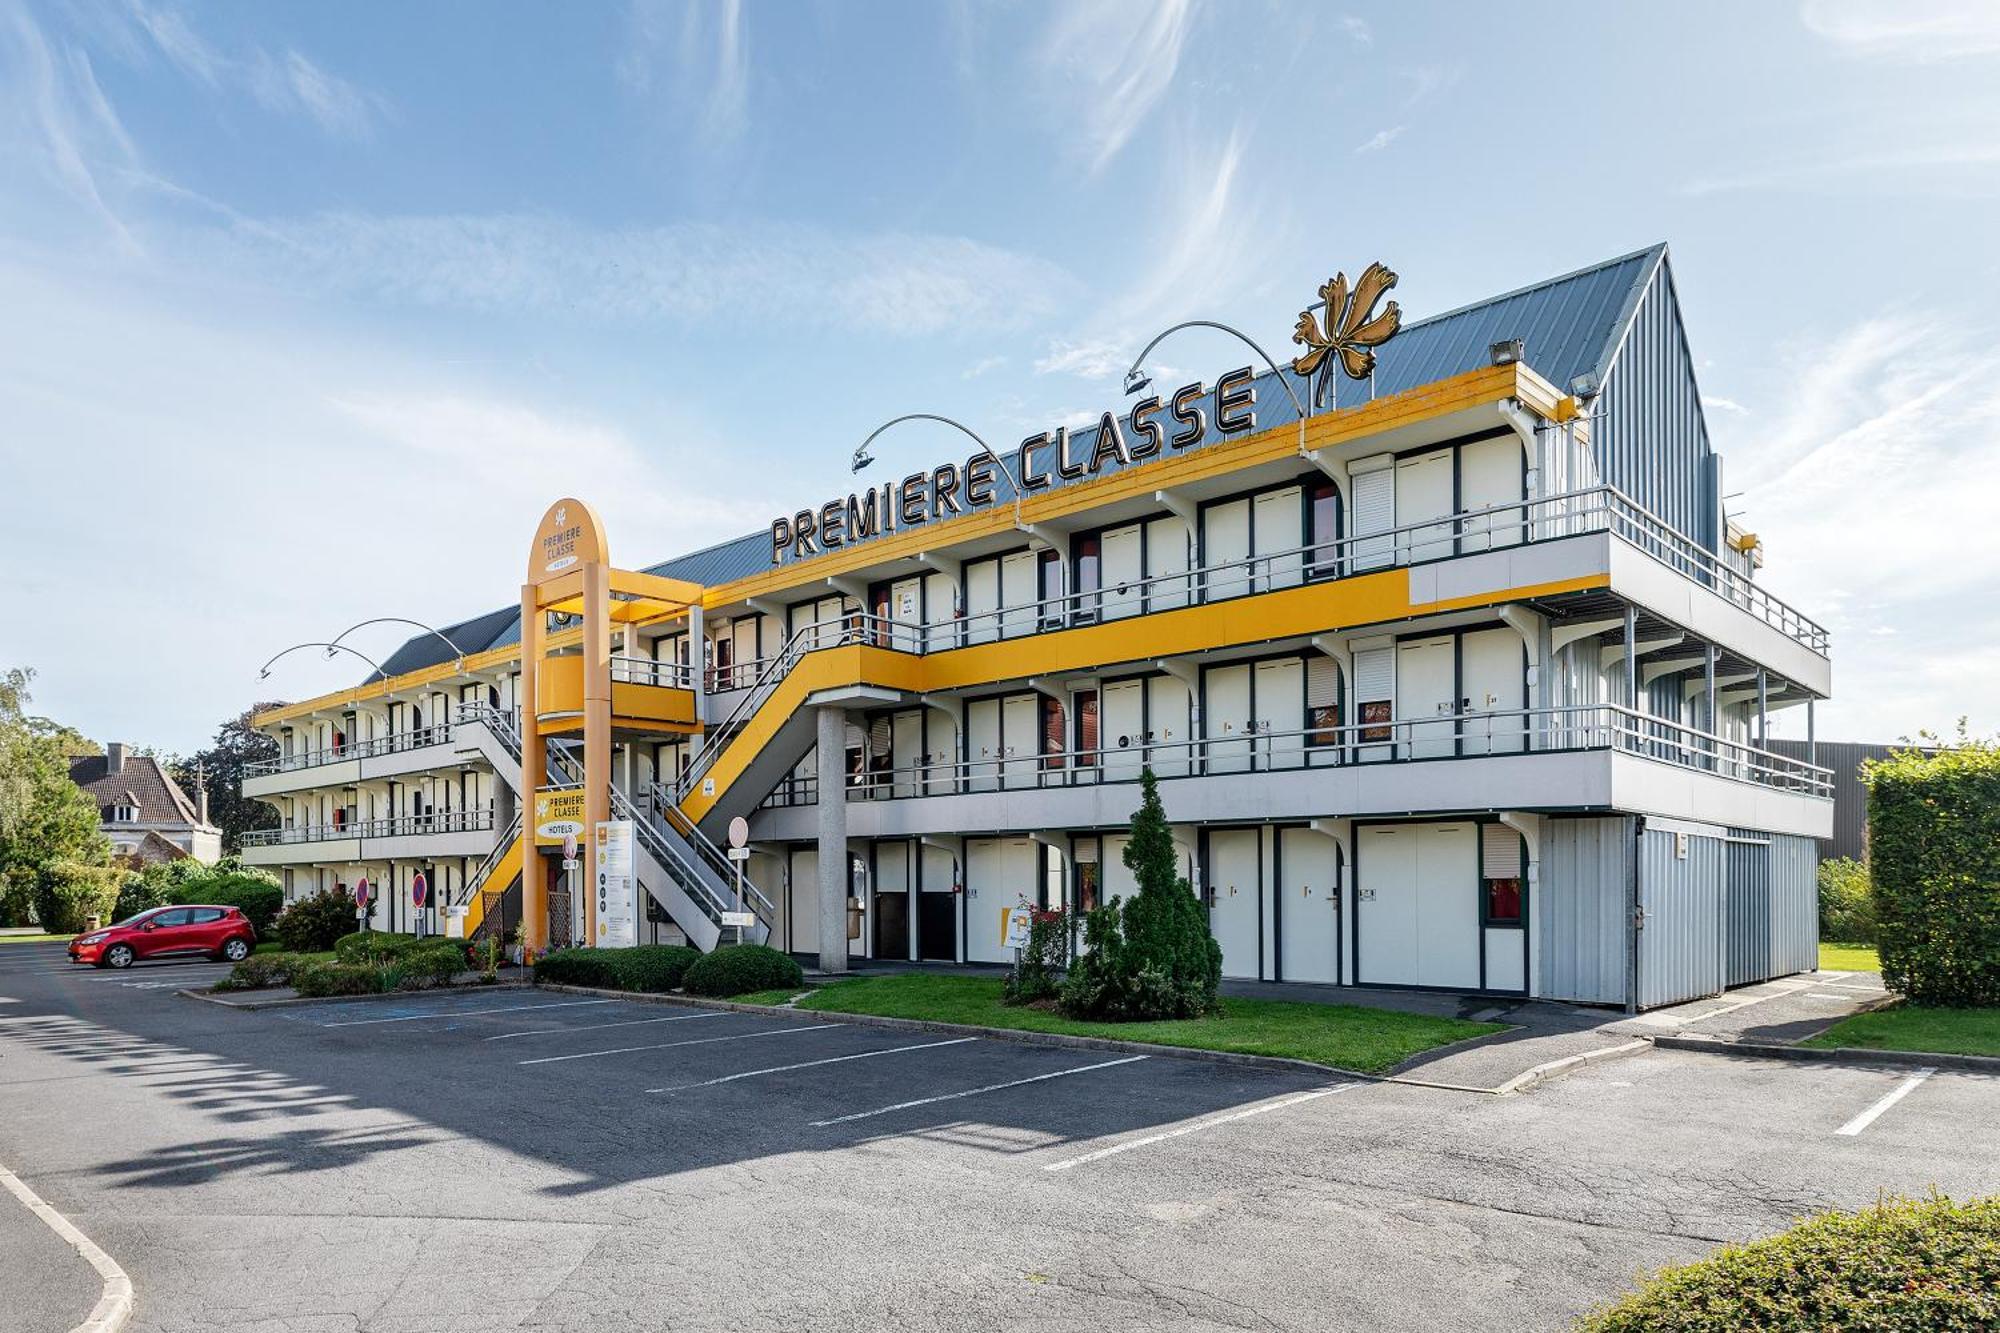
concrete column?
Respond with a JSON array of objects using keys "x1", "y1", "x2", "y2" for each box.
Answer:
[{"x1": 816, "y1": 705, "x2": 849, "y2": 974}]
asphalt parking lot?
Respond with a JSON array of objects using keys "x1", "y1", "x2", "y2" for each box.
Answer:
[{"x1": 2, "y1": 940, "x2": 1996, "y2": 1332}]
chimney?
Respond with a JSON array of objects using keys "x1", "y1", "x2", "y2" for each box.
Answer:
[
  {"x1": 195, "y1": 762, "x2": 210, "y2": 825},
  {"x1": 105, "y1": 741, "x2": 126, "y2": 775}
]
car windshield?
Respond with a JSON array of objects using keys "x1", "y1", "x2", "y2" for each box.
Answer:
[{"x1": 106, "y1": 909, "x2": 163, "y2": 930}]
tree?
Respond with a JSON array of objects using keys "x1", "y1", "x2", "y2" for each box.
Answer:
[
  {"x1": 172, "y1": 703, "x2": 284, "y2": 854},
  {"x1": 1, "y1": 668, "x2": 111, "y2": 925},
  {"x1": 1059, "y1": 769, "x2": 1222, "y2": 1021}
]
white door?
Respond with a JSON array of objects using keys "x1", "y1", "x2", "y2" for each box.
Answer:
[
  {"x1": 1279, "y1": 828, "x2": 1340, "y2": 984},
  {"x1": 1102, "y1": 680, "x2": 1145, "y2": 781},
  {"x1": 1458, "y1": 435, "x2": 1524, "y2": 551},
  {"x1": 730, "y1": 617, "x2": 760, "y2": 689},
  {"x1": 966, "y1": 837, "x2": 1036, "y2": 964},
  {"x1": 1147, "y1": 516, "x2": 1191, "y2": 610},
  {"x1": 1256, "y1": 658, "x2": 1304, "y2": 771},
  {"x1": 1414, "y1": 824, "x2": 1479, "y2": 988},
  {"x1": 1357, "y1": 823, "x2": 1479, "y2": 989},
  {"x1": 1397, "y1": 635, "x2": 1457, "y2": 759},
  {"x1": 890, "y1": 710, "x2": 923, "y2": 798},
  {"x1": 1459, "y1": 627, "x2": 1526, "y2": 755},
  {"x1": 1395, "y1": 449, "x2": 1454, "y2": 564},
  {"x1": 889, "y1": 575, "x2": 924, "y2": 652},
  {"x1": 1205, "y1": 829, "x2": 1261, "y2": 979},
  {"x1": 1102, "y1": 523, "x2": 1143, "y2": 620},
  {"x1": 1203, "y1": 499, "x2": 1251, "y2": 600},
  {"x1": 1147, "y1": 674, "x2": 1192, "y2": 777},
  {"x1": 1002, "y1": 693, "x2": 1038, "y2": 790},
  {"x1": 966, "y1": 698, "x2": 1001, "y2": 792},
  {"x1": 965, "y1": 560, "x2": 1000, "y2": 646},
  {"x1": 787, "y1": 848, "x2": 820, "y2": 955},
  {"x1": 1253, "y1": 487, "x2": 1303, "y2": 591},
  {"x1": 923, "y1": 572, "x2": 957, "y2": 652},
  {"x1": 1357, "y1": 826, "x2": 1418, "y2": 984},
  {"x1": 1000, "y1": 550, "x2": 1039, "y2": 639},
  {"x1": 1204, "y1": 663, "x2": 1252, "y2": 774},
  {"x1": 923, "y1": 709, "x2": 958, "y2": 795}
]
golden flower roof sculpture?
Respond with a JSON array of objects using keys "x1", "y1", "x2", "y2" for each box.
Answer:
[{"x1": 1291, "y1": 262, "x2": 1401, "y2": 409}]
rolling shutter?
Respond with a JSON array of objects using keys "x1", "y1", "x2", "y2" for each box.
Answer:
[
  {"x1": 1482, "y1": 824, "x2": 1522, "y2": 878},
  {"x1": 1350, "y1": 461, "x2": 1395, "y2": 569}
]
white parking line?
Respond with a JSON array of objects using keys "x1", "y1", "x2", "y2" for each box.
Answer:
[
  {"x1": 323, "y1": 999, "x2": 616, "y2": 1028},
  {"x1": 519, "y1": 1022, "x2": 842, "y2": 1066},
  {"x1": 1835, "y1": 1068, "x2": 1936, "y2": 1136},
  {"x1": 1043, "y1": 1084, "x2": 1355, "y2": 1173},
  {"x1": 810, "y1": 1054, "x2": 1149, "y2": 1126},
  {"x1": 651, "y1": 1036, "x2": 976, "y2": 1093},
  {"x1": 484, "y1": 1010, "x2": 735, "y2": 1041}
]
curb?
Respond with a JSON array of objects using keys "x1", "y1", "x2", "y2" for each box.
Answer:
[
  {"x1": 1491, "y1": 1038, "x2": 1651, "y2": 1095},
  {"x1": 177, "y1": 982, "x2": 530, "y2": 1011},
  {"x1": 0, "y1": 1159, "x2": 132, "y2": 1333},
  {"x1": 534, "y1": 982, "x2": 1399, "y2": 1082},
  {"x1": 1652, "y1": 1033, "x2": 2000, "y2": 1074}
]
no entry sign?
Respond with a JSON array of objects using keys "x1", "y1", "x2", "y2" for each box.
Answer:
[{"x1": 411, "y1": 872, "x2": 429, "y2": 909}]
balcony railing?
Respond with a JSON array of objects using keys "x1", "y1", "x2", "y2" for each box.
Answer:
[
  {"x1": 245, "y1": 721, "x2": 457, "y2": 778},
  {"x1": 758, "y1": 703, "x2": 1833, "y2": 810},
  {"x1": 240, "y1": 807, "x2": 497, "y2": 848},
  {"x1": 611, "y1": 655, "x2": 695, "y2": 689}
]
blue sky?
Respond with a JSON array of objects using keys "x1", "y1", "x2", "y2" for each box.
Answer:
[{"x1": 3, "y1": 0, "x2": 1998, "y2": 753}]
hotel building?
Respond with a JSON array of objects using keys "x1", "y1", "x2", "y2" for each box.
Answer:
[{"x1": 241, "y1": 245, "x2": 1832, "y2": 1010}]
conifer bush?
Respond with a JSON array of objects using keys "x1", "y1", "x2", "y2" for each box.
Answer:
[{"x1": 1059, "y1": 769, "x2": 1221, "y2": 1021}]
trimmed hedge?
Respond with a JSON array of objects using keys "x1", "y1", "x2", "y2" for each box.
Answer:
[
  {"x1": 533, "y1": 945, "x2": 700, "y2": 994},
  {"x1": 164, "y1": 863, "x2": 285, "y2": 934},
  {"x1": 386, "y1": 943, "x2": 467, "y2": 991},
  {"x1": 291, "y1": 960, "x2": 385, "y2": 997},
  {"x1": 681, "y1": 944, "x2": 802, "y2": 998},
  {"x1": 1865, "y1": 738, "x2": 2000, "y2": 1005},
  {"x1": 335, "y1": 931, "x2": 430, "y2": 965},
  {"x1": 1582, "y1": 1194, "x2": 1999, "y2": 1331}
]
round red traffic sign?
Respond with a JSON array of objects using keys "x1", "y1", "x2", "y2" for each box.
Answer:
[
  {"x1": 353, "y1": 877, "x2": 371, "y2": 908},
  {"x1": 411, "y1": 872, "x2": 429, "y2": 909},
  {"x1": 562, "y1": 832, "x2": 579, "y2": 862}
]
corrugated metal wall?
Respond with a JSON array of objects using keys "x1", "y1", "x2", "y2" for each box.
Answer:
[
  {"x1": 1764, "y1": 740, "x2": 1895, "y2": 862},
  {"x1": 1537, "y1": 816, "x2": 1631, "y2": 1005},
  {"x1": 1594, "y1": 262, "x2": 1719, "y2": 553},
  {"x1": 1723, "y1": 833, "x2": 1771, "y2": 988},
  {"x1": 1637, "y1": 827, "x2": 1725, "y2": 1008},
  {"x1": 1768, "y1": 833, "x2": 1820, "y2": 976}
]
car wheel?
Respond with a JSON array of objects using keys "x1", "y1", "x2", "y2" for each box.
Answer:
[
  {"x1": 221, "y1": 937, "x2": 251, "y2": 963},
  {"x1": 103, "y1": 944, "x2": 134, "y2": 970}
]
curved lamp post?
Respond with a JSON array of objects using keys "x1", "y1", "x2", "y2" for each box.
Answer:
[
  {"x1": 853, "y1": 413, "x2": 1027, "y2": 530},
  {"x1": 257, "y1": 642, "x2": 388, "y2": 683},
  {"x1": 1124, "y1": 319, "x2": 1312, "y2": 460},
  {"x1": 328, "y1": 618, "x2": 466, "y2": 672}
]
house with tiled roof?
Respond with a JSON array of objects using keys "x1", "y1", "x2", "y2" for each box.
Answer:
[{"x1": 68, "y1": 742, "x2": 223, "y2": 866}]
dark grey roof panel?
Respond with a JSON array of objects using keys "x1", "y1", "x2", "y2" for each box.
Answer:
[{"x1": 369, "y1": 605, "x2": 521, "y2": 682}]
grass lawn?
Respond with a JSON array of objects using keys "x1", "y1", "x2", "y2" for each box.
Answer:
[
  {"x1": 0, "y1": 932, "x2": 74, "y2": 945},
  {"x1": 1804, "y1": 1004, "x2": 2000, "y2": 1059},
  {"x1": 1819, "y1": 941, "x2": 1880, "y2": 973},
  {"x1": 795, "y1": 974, "x2": 1504, "y2": 1075}
]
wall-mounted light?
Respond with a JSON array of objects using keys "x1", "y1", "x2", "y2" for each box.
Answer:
[
  {"x1": 1123, "y1": 367, "x2": 1152, "y2": 395},
  {"x1": 1569, "y1": 371, "x2": 1600, "y2": 398},
  {"x1": 1489, "y1": 338, "x2": 1524, "y2": 366}
]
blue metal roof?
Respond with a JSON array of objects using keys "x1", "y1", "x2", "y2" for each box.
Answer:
[{"x1": 365, "y1": 246, "x2": 1671, "y2": 680}]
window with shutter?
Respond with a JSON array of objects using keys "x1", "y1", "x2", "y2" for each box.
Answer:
[
  {"x1": 1354, "y1": 647, "x2": 1394, "y2": 742},
  {"x1": 1482, "y1": 824, "x2": 1524, "y2": 924},
  {"x1": 1306, "y1": 654, "x2": 1342, "y2": 746},
  {"x1": 1350, "y1": 461, "x2": 1395, "y2": 570},
  {"x1": 1042, "y1": 695, "x2": 1066, "y2": 770},
  {"x1": 1074, "y1": 690, "x2": 1099, "y2": 768}
]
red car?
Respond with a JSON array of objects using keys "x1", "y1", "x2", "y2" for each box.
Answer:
[{"x1": 69, "y1": 905, "x2": 257, "y2": 969}]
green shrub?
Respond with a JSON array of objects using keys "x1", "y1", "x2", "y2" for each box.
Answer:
[
  {"x1": 1864, "y1": 734, "x2": 2000, "y2": 1005},
  {"x1": 1002, "y1": 907, "x2": 1069, "y2": 1005},
  {"x1": 109, "y1": 871, "x2": 169, "y2": 925},
  {"x1": 274, "y1": 890, "x2": 357, "y2": 953},
  {"x1": 213, "y1": 951, "x2": 303, "y2": 991},
  {"x1": 1581, "y1": 1194, "x2": 2000, "y2": 1331},
  {"x1": 29, "y1": 860, "x2": 127, "y2": 934},
  {"x1": 532, "y1": 945, "x2": 700, "y2": 993},
  {"x1": 290, "y1": 960, "x2": 388, "y2": 997},
  {"x1": 164, "y1": 861, "x2": 285, "y2": 933},
  {"x1": 682, "y1": 944, "x2": 804, "y2": 998},
  {"x1": 334, "y1": 931, "x2": 430, "y2": 965},
  {"x1": 1060, "y1": 770, "x2": 1220, "y2": 1021},
  {"x1": 387, "y1": 943, "x2": 467, "y2": 991},
  {"x1": 1817, "y1": 857, "x2": 1875, "y2": 946}
]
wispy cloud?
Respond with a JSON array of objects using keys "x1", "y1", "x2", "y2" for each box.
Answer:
[
  {"x1": 1721, "y1": 311, "x2": 2000, "y2": 737},
  {"x1": 1338, "y1": 15, "x2": 1371, "y2": 45},
  {"x1": 203, "y1": 212, "x2": 1074, "y2": 336},
  {"x1": 1355, "y1": 126, "x2": 1404, "y2": 154},
  {"x1": 249, "y1": 49, "x2": 385, "y2": 139},
  {"x1": 961, "y1": 355, "x2": 1007, "y2": 379},
  {"x1": 0, "y1": 2, "x2": 142, "y2": 248},
  {"x1": 1034, "y1": 338, "x2": 1126, "y2": 379},
  {"x1": 1800, "y1": 0, "x2": 2000, "y2": 60},
  {"x1": 1034, "y1": 0, "x2": 1198, "y2": 173},
  {"x1": 1682, "y1": 143, "x2": 2000, "y2": 195},
  {"x1": 1702, "y1": 395, "x2": 1749, "y2": 414},
  {"x1": 620, "y1": 0, "x2": 751, "y2": 144}
]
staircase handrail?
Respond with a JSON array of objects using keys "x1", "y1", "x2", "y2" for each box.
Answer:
[
  {"x1": 673, "y1": 619, "x2": 828, "y2": 802},
  {"x1": 647, "y1": 781, "x2": 779, "y2": 919},
  {"x1": 609, "y1": 784, "x2": 729, "y2": 926},
  {"x1": 452, "y1": 811, "x2": 522, "y2": 909}
]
